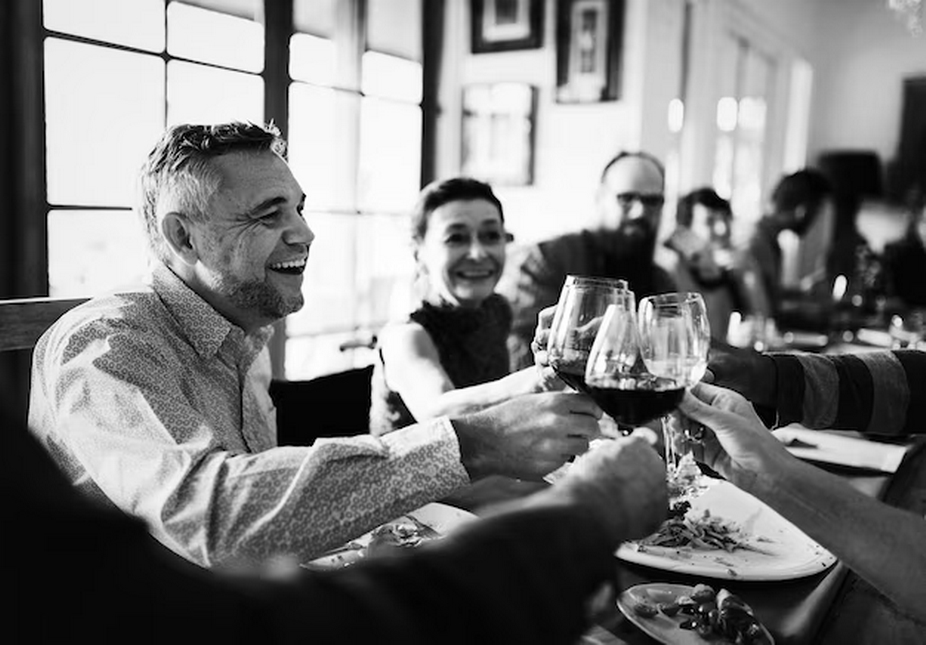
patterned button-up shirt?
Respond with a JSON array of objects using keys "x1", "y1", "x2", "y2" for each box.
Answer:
[{"x1": 28, "y1": 264, "x2": 470, "y2": 567}]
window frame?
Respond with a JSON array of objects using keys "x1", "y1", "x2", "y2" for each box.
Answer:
[{"x1": 3, "y1": 0, "x2": 439, "y2": 380}]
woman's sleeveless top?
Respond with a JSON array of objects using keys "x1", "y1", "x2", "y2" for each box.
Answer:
[{"x1": 369, "y1": 294, "x2": 512, "y2": 435}]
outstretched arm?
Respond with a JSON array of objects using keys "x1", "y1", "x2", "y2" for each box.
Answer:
[
  {"x1": 680, "y1": 383, "x2": 926, "y2": 622},
  {"x1": 379, "y1": 322, "x2": 559, "y2": 422},
  {"x1": 706, "y1": 343, "x2": 926, "y2": 435}
]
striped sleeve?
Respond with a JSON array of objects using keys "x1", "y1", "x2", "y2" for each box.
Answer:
[{"x1": 771, "y1": 350, "x2": 926, "y2": 435}]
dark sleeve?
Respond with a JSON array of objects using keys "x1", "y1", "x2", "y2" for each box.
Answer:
[
  {"x1": 506, "y1": 240, "x2": 570, "y2": 371},
  {"x1": 282, "y1": 503, "x2": 616, "y2": 645},
  {"x1": 652, "y1": 264, "x2": 677, "y2": 293},
  {"x1": 770, "y1": 349, "x2": 926, "y2": 435}
]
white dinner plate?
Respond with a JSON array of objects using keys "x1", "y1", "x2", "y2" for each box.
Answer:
[
  {"x1": 616, "y1": 583, "x2": 774, "y2": 645},
  {"x1": 616, "y1": 481, "x2": 836, "y2": 580},
  {"x1": 305, "y1": 502, "x2": 476, "y2": 570}
]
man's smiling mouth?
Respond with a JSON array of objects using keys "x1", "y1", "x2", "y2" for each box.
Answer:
[
  {"x1": 269, "y1": 257, "x2": 308, "y2": 275},
  {"x1": 456, "y1": 269, "x2": 495, "y2": 280}
]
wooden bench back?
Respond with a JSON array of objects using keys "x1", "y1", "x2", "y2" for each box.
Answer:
[{"x1": 0, "y1": 297, "x2": 89, "y2": 353}]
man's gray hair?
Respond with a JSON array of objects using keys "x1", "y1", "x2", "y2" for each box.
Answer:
[{"x1": 136, "y1": 122, "x2": 286, "y2": 261}]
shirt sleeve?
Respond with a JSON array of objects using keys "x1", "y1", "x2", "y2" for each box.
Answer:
[
  {"x1": 31, "y1": 320, "x2": 471, "y2": 567},
  {"x1": 771, "y1": 349, "x2": 926, "y2": 435}
]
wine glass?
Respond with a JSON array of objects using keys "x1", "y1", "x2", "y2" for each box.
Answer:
[
  {"x1": 637, "y1": 292, "x2": 711, "y2": 497},
  {"x1": 546, "y1": 275, "x2": 630, "y2": 396},
  {"x1": 584, "y1": 301, "x2": 686, "y2": 429}
]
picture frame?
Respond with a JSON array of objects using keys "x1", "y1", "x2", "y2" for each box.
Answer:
[
  {"x1": 471, "y1": 0, "x2": 544, "y2": 53},
  {"x1": 461, "y1": 83, "x2": 537, "y2": 186},
  {"x1": 555, "y1": 0, "x2": 625, "y2": 103}
]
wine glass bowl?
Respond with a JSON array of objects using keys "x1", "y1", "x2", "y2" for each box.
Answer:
[
  {"x1": 584, "y1": 301, "x2": 685, "y2": 427},
  {"x1": 637, "y1": 292, "x2": 711, "y2": 388},
  {"x1": 546, "y1": 275, "x2": 630, "y2": 394}
]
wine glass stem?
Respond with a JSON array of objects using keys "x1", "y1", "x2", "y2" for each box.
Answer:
[{"x1": 661, "y1": 415, "x2": 677, "y2": 479}]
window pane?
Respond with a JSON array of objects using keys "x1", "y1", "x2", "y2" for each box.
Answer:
[
  {"x1": 361, "y1": 51, "x2": 423, "y2": 103},
  {"x1": 290, "y1": 33, "x2": 336, "y2": 86},
  {"x1": 367, "y1": 0, "x2": 422, "y2": 61},
  {"x1": 287, "y1": 212, "x2": 357, "y2": 337},
  {"x1": 43, "y1": 0, "x2": 165, "y2": 52},
  {"x1": 288, "y1": 83, "x2": 339, "y2": 210},
  {"x1": 354, "y1": 213, "x2": 416, "y2": 327},
  {"x1": 358, "y1": 98, "x2": 422, "y2": 212},
  {"x1": 45, "y1": 39, "x2": 165, "y2": 207},
  {"x1": 48, "y1": 210, "x2": 149, "y2": 297},
  {"x1": 167, "y1": 2, "x2": 263, "y2": 73},
  {"x1": 293, "y1": 0, "x2": 338, "y2": 37},
  {"x1": 168, "y1": 61, "x2": 263, "y2": 125},
  {"x1": 285, "y1": 331, "x2": 376, "y2": 381}
]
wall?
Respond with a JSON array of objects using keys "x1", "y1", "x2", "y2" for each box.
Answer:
[
  {"x1": 437, "y1": 0, "x2": 683, "y2": 244},
  {"x1": 807, "y1": 0, "x2": 926, "y2": 168},
  {"x1": 436, "y1": 0, "x2": 926, "y2": 248}
]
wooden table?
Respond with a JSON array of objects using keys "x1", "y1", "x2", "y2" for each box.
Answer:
[{"x1": 454, "y1": 438, "x2": 926, "y2": 644}]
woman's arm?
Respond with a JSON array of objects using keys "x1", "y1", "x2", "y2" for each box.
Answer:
[
  {"x1": 680, "y1": 383, "x2": 926, "y2": 623},
  {"x1": 380, "y1": 322, "x2": 554, "y2": 422}
]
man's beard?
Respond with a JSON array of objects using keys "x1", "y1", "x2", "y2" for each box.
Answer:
[
  {"x1": 216, "y1": 274, "x2": 304, "y2": 324},
  {"x1": 605, "y1": 218, "x2": 659, "y2": 292},
  {"x1": 613, "y1": 218, "x2": 657, "y2": 262}
]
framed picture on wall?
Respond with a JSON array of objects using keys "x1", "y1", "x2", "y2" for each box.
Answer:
[
  {"x1": 555, "y1": 0, "x2": 624, "y2": 103},
  {"x1": 471, "y1": 0, "x2": 544, "y2": 53},
  {"x1": 461, "y1": 83, "x2": 537, "y2": 186}
]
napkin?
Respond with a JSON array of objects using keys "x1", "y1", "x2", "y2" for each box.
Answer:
[{"x1": 773, "y1": 425, "x2": 913, "y2": 473}]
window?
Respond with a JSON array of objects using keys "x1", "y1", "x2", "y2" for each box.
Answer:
[
  {"x1": 284, "y1": 0, "x2": 423, "y2": 379},
  {"x1": 43, "y1": 0, "x2": 265, "y2": 296},
  {"x1": 711, "y1": 33, "x2": 773, "y2": 227},
  {"x1": 37, "y1": 0, "x2": 425, "y2": 379}
]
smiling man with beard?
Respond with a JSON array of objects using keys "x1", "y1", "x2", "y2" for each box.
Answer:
[
  {"x1": 501, "y1": 151, "x2": 677, "y2": 370},
  {"x1": 27, "y1": 122, "x2": 603, "y2": 568}
]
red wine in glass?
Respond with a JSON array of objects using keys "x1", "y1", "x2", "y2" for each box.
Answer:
[{"x1": 585, "y1": 374, "x2": 684, "y2": 427}]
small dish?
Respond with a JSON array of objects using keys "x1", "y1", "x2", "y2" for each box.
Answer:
[{"x1": 617, "y1": 583, "x2": 774, "y2": 645}]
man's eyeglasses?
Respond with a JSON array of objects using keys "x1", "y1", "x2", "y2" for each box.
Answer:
[{"x1": 615, "y1": 192, "x2": 665, "y2": 209}]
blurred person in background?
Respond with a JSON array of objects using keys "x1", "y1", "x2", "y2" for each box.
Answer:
[
  {"x1": 664, "y1": 187, "x2": 769, "y2": 340},
  {"x1": 747, "y1": 168, "x2": 833, "y2": 319},
  {"x1": 500, "y1": 151, "x2": 675, "y2": 370},
  {"x1": 27, "y1": 122, "x2": 602, "y2": 568},
  {"x1": 882, "y1": 189, "x2": 926, "y2": 310}
]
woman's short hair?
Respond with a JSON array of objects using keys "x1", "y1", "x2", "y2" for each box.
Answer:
[
  {"x1": 411, "y1": 177, "x2": 504, "y2": 242},
  {"x1": 676, "y1": 188, "x2": 731, "y2": 228}
]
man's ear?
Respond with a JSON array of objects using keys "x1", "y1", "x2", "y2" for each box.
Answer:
[{"x1": 161, "y1": 212, "x2": 199, "y2": 266}]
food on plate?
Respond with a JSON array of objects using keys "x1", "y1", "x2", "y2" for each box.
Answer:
[
  {"x1": 635, "y1": 500, "x2": 769, "y2": 553},
  {"x1": 367, "y1": 517, "x2": 437, "y2": 555},
  {"x1": 629, "y1": 583, "x2": 773, "y2": 644},
  {"x1": 306, "y1": 515, "x2": 440, "y2": 570}
]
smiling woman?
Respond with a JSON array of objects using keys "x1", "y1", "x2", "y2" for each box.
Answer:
[{"x1": 369, "y1": 177, "x2": 560, "y2": 437}]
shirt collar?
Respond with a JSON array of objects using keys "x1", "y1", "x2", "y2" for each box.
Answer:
[{"x1": 150, "y1": 262, "x2": 273, "y2": 360}]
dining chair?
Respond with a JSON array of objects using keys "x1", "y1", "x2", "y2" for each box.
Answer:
[
  {"x1": 0, "y1": 296, "x2": 90, "y2": 421},
  {"x1": 270, "y1": 364, "x2": 374, "y2": 446},
  {"x1": 0, "y1": 296, "x2": 90, "y2": 353}
]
